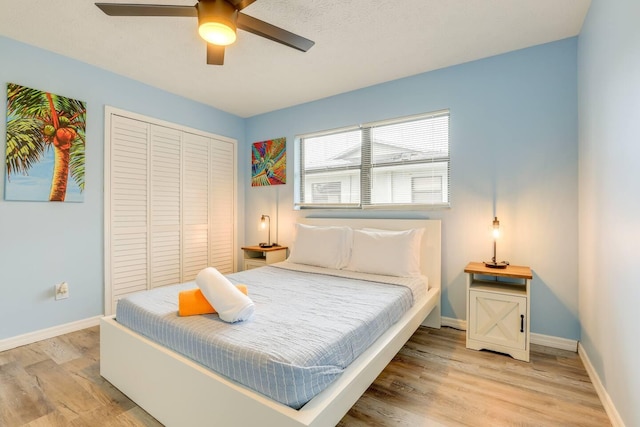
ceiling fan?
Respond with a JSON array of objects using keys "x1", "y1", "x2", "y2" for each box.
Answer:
[{"x1": 95, "y1": 0, "x2": 315, "y2": 65}]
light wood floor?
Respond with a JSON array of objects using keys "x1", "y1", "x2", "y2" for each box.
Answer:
[{"x1": 0, "y1": 326, "x2": 610, "y2": 426}]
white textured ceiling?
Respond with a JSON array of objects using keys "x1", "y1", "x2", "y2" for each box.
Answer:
[{"x1": 0, "y1": 0, "x2": 590, "y2": 118}]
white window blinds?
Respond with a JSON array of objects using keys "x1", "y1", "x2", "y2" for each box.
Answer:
[{"x1": 297, "y1": 110, "x2": 450, "y2": 209}]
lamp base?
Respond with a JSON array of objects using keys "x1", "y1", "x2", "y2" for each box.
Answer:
[
  {"x1": 258, "y1": 243, "x2": 273, "y2": 248},
  {"x1": 484, "y1": 261, "x2": 509, "y2": 269}
]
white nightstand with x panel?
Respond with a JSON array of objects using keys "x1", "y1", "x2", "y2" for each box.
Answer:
[{"x1": 464, "y1": 262, "x2": 533, "y2": 362}]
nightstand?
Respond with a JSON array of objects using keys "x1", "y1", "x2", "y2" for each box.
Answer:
[
  {"x1": 241, "y1": 246, "x2": 288, "y2": 271},
  {"x1": 464, "y1": 262, "x2": 533, "y2": 362}
]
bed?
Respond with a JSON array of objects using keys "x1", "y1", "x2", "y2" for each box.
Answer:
[{"x1": 100, "y1": 218, "x2": 441, "y2": 426}]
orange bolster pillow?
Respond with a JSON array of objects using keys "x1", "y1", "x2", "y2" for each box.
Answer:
[{"x1": 178, "y1": 284, "x2": 248, "y2": 317}]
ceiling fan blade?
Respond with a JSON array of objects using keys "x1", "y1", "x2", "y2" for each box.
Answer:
[
  {"x1": 237, "y1": 13, "x2": 314, "y2": 52},
  {"x1": 95, "y1": 3, "x2": 197, "y2": 17},
  {"x1": 228, "y1": 0, "x2": 257, "y2": 11},
  {"x1": 207, "y1": 44, "x2": 225, "y2": 65}
]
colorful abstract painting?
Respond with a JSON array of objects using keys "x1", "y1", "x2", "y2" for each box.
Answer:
[
  {"x1": 251, "y1": 137, "x2": 286, "y2": 186},
  {"x1": 5, "y1": 83, "x2": 86, "y2": 202}
]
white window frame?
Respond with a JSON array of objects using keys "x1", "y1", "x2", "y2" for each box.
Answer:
[{"x1": 295, "y1": 110, "x2": 450, "y2": 210}]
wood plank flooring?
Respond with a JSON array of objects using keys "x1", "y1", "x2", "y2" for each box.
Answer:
[{"x1": 0, "y1": 326, "x2": 610, "y2": 426}]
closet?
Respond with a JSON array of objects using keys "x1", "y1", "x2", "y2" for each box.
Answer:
[{"x1": 104, "y1": 107, "x2": 236, "y2": 314}]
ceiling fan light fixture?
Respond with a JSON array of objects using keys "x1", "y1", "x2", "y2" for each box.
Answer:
[
  {"x1": 199, "y1": 22, "x2": 236, "y2": 45},
  {"x1": 197, "y1": 0, "x2": 238, "y2": 46}
]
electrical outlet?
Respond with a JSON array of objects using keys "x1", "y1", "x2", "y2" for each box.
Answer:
[{"x1": 55, "y1": 282, "x2": 69, "y2": 300}]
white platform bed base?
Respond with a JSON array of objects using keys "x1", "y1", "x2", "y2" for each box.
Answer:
[{"x1": 100, "y1": 218, "x2": 441, "y2": 427}]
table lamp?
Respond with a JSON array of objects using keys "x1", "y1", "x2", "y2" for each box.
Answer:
[{"x1": 259, "y1": 215, "x2": 273, "y2": 248}]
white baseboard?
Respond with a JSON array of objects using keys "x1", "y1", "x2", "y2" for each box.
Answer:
[
  {"x1": 441, "y1": 316, "x2": 466, "y2": 330},
  {"x1": 530, "y1": 332, "x2": 577, "y2": 352},
  {"x1": 578, "y1": 343, "x2": 625, "y2": 427},
  {"x1": 441, "y1": 317, "x2": 579, "y2": 352},
  {"x1": 0, "y1": 316, "x2": 102, "y2": 352}
]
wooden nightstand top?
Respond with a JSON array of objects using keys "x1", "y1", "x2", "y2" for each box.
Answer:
[
  {"x1": 464, "y1": 262, "x2": 532, "y2": 279},
  {"x1": 241, "y1": 245, "x2": 288, "y2": 252}
]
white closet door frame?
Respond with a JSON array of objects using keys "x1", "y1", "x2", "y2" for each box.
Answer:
[{"x1": 104, "y1": 106, "x2": 237, "y2": 315}]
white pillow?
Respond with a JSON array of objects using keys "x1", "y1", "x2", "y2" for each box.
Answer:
[
  {"x1": 287, "y1": 224, "x2": 352, "y2": 269},
  {"x1": 345, "y1": 228, "x2": 425, "y2": 277}
]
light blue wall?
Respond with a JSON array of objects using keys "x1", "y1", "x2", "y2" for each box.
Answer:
[
  {"x1": 245, "y1": 38, "x2": 580, "y2": 340},
  {"x1": 0, "y1": 35, "x2": 581, "y2": 345},
  {"x1": 0, "y1": 36, "x2": 245, "y2": 340},
  {"x1": 578, "y1": 0, "x2": 640, "y2": 425}
]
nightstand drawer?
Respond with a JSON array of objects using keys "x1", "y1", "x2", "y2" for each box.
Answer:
[{"x1": 244, "y1": 259, "x2": 266, "y2": 270}]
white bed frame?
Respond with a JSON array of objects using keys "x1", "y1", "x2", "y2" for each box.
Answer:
[{"x1": 100, "y1": 218, "x2": 441, "y2": 426}]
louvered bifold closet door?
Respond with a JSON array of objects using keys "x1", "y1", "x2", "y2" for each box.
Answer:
[
  {"x1": 182, "y1": 133, "x2": 211, "y2": 281},
  {"x1": 150, "y1": 125, "x2": 182, "y2": 288},
  {"x1": 106, "y1": 107, "x2": 237, "y2": 315},
  {"x1": 108, "y1": 116, "x2": 150, "y2": 313},
  {"x1": 210, "y1": 138, "x2": 236, "y2": 273}
]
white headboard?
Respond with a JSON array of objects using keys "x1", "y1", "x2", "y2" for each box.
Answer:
[{"x1": 298, "y1": 218, "x2": 442, "y2": 293}]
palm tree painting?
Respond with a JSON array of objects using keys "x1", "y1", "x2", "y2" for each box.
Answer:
[
  {"x1": 251, "y1": 137, "x2": 286, "y2": 186},
  {"x1": 5, "y1": 83, "x2": 86, "y2": 202}
]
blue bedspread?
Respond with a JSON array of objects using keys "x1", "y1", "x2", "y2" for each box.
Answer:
[{"x1": 115, "y1": 264, "x2": 420, "y2": 409}]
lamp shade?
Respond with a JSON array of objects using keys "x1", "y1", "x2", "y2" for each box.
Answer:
[
  {"x1": 485, "y1": 216, "x2": 508, "y2": 269},
  {"x1": 197, "y1": 0, "x2": 237, "y2": 46},
  {"x1": 492, "y1": 216, "x2": 500, "y2": 239}
]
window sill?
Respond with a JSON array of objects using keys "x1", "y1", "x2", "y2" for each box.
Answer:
[{"x1": 295, "y1": 203, "x2": 451, "y2": 211}]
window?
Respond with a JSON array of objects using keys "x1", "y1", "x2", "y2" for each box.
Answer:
[{"x1": 295, "y1": 110, "x2": 449, "y2": 209}]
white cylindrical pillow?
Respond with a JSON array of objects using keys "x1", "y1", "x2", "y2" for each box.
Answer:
[{"x1": 196, "y1": 267, "x2": 254, "y2": 323}]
